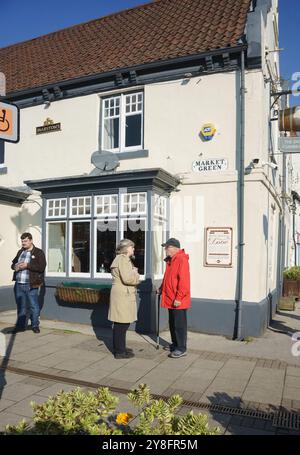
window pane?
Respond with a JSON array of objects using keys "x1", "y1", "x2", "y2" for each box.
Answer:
[
  {"x1": 71, "y1": 222, "x2": 90, "y2": 273},
  {"x1": 104, "y1": 118, "x2": 119, "y2": 149},
  {"x1": 95, "y1": 195, "x2": 118, "y2": 216},
  {"x1": 123, "y1": 219, "x2": 146, "y2": 274},
  {"x1": 47, "y1": 223, "x2": 66, "y2": 273},
  {"x1": 96, "y1": 220, "x2": 117, "y2": 273},
  {"x1": 125, "y1": 114, "x2": 142, "y2": 147},
  {"x1": 153, "y1": 221, "x2": 166, "y2": 277}
]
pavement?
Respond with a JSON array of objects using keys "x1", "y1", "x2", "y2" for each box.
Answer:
[{"x1": 0, "y1": 303, "x2": 300, "y2": 436}]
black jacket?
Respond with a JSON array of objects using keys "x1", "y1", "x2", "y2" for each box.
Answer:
[{"x1": 12, "y1": 246, "x2": 46, "y2": 288}]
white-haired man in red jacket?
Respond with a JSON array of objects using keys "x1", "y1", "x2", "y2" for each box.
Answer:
[{"x1": 158, "y1": 238, "x2": 191, "y2": 358}]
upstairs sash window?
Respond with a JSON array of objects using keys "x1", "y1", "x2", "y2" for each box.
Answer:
[{"x1": 102, "y1": 92, "x2": 143, "y2": 152}]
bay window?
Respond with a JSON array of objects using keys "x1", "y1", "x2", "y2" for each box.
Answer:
[{"x1": 45, "y1": 191, "x2": 167, "y2": 280}]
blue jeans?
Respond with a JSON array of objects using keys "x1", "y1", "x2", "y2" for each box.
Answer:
[{"x1": 14, "y1": 283, "x2": 40, "y2": 329}]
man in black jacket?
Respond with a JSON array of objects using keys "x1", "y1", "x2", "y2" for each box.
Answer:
[{"x1": 11, "y1": 232, "x2": 46, "y2": 334}]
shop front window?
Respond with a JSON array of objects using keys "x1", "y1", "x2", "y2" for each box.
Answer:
[
  {"x1": 47, "y1": 222, "x2": 66, "y2": 274},
  {"x1": 45, "y1": 191, "x2": 167, "y2": 279},
  {"x1": 122, "y1": 218, "x2": 146, "y2": 275},
  {"x1": 96, "y1": 219, "x2": 117, "y2": 274},
  {"x1": 70, "y1": 221, "x2": 90, "y2": 274}
]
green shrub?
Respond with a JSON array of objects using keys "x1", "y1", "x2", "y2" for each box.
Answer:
[
  {"x1": 283, "y1": 266, "x2": 300, "y2": 280},
  {"x1": 5, "y1": 384, "x2": 219, "y2": 436}
]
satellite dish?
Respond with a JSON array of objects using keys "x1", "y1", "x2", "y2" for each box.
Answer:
[{"x1": 91, "y1": 151, "x2": 119, "y2": 172}]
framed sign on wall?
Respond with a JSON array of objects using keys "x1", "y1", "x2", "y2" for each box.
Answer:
[{"x1": 204, "y1": 227, "x2": 233, "y2": 267}]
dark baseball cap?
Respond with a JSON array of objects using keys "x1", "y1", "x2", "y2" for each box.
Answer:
[{"x1": 162, "y1": 238, "x2": 181, "y2": 248}]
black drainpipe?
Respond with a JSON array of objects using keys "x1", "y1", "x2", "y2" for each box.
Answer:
[{"x1": 234, "y1": 48, "x2": 246, "y2": 340}]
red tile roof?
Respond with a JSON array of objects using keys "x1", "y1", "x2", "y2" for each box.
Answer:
[{"x1": 0, "y1": 0, "x2": 252, "y2": 94}]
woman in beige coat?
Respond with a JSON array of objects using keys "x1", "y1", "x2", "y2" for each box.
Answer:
[{"x1": 109, "y1": 239, "x2": 140, "y2": 359}]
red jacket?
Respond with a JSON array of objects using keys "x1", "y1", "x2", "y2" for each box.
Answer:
[{"x1": 160, "y1": 249, "x2": 191, "y2": 310}]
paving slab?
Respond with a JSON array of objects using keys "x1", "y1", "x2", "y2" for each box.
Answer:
[
  {"x1": 36, "y1": 382, "x2": 78, "y2": 397},
  {"x1": 1, "y1": 382, "x2": 47, "y2": 402},
  {"x1": 53, "y1": 357, "x2": 99, "y2": 372},
  {"x1": 3, "y1": 394, "x2": 47, "y2": 418},
  {"x1": 200, "y1": 389, "x2": 243, "y2": 408},
  {"x1": 0, "y1": 399, "x2": 17, "y2": 412},
  {"x1": 171, "y1": 377, "x2": 213, "y2": 394},
  {"x1": 287, "y1": 367, "x2": 300, "y2": 377},
  {"x1": 207, "y1": 377, "x2": 249, "y2": 393},
  {"x1": 242, "y1": 387, "x2": 282, "y2": 406},
  {"x1": 179, "y1": 367, "x2": 219, "y2": 380},
  {"x1": 285, "y1": 376, "x2": 300, "y2": 388},
  {"x1": 187, "y1": 359, "x2": 225, "y2": 371},
  {"x1": 283, "y1": 387, "x2": 300, "y2": 401}
]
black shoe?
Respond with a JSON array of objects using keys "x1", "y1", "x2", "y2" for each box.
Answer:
[
  {"x1": 114, "y1": 351, "x2": 135, "y2": 359},
  {"x1": 126, "y1": 348, "x2": 134, "y2": 354},
  {"x1": 32, "y1": 327, "x2": 40, "y2": 334}
]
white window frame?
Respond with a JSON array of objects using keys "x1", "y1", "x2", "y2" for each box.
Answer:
[
  {"x1": 120, "y1": 217, "x2": 147, "y2": 279},
  {"x1": 273, "y1": 14, "x2": 279, "y2": 48},
  {"x1": 121, "y1": 192, "x2": 147, "y2": 216},
  {"x1": 153, "y1": 219, "x2": 167, "y2": 280},
  {"x1": 101, "y1": 91, "x2": 144, "y2": 153},
  {"x1": 45, "y1": 221, "x2": 67, "y2": 277},
  {"x1": 69, "y1": 220, "x2": 91, "y2": 277},
  {"x1": 153, "y1": 194, "x2": 167, "y2": 219},
  {"x1": 153, "y1": 194, "x2": 168, "y2": 279},
  {"x1": 94, "y1": 194, "x2": 118, "y2": 217},
  {"x1": 94, "y1": 218, "x2": 118, "y2": 278},
  {"x1": 70, "y1": 196, "x2": 92, "y2": 219},
  {"x1": 46, "y1": 198, "x2": 67, "y2": 219}
]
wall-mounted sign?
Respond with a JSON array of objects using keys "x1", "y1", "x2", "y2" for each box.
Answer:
[
  {"x1": 200, "y1": 123, "x2": 216, "y2": 141},
  {"x1": 204, "y1": 227, "x2": 233, "y2": 267},
  {"x1": 36, "y1": 118, "x2": 61, "y2": 135},
  {"x1": 192, "y1": 159, "x2": 228, "y2": 172},
  {"x1": 0, "y1": 101, "x2": 20, "y2": 143},
  {"x1": 279, "y1": 137, "x2": 300, "y2": 152}
]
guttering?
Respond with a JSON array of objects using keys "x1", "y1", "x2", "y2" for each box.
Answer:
[
  {"x1": 0, "y1": 186, "x2": 30, "y2": 205},
  {"x1": 24, "y1": 168, "x2": 180, "y2": 194},
  {"x1": 234, "y1": 47, "x2": 247, "y2": 341}
]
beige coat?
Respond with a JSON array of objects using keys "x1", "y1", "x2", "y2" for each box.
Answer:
[{"x1": 108, "y1": 254, "x2": 140, "y2": 323}]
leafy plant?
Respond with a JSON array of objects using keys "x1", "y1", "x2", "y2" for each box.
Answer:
[
  {"x1": 283, "y1": 266, "x2": 300, "y2": 280},
  {"x1": 5, "y1": 385, "x2": 219, "y2": 436},
  {"x1": 6, "y1": 387, "x2": 121, "y2": 435}
]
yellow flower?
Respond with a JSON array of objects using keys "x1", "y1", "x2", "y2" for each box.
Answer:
[{"x1": 116, "y1": 412, "x2": 133, "y2": 425}]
